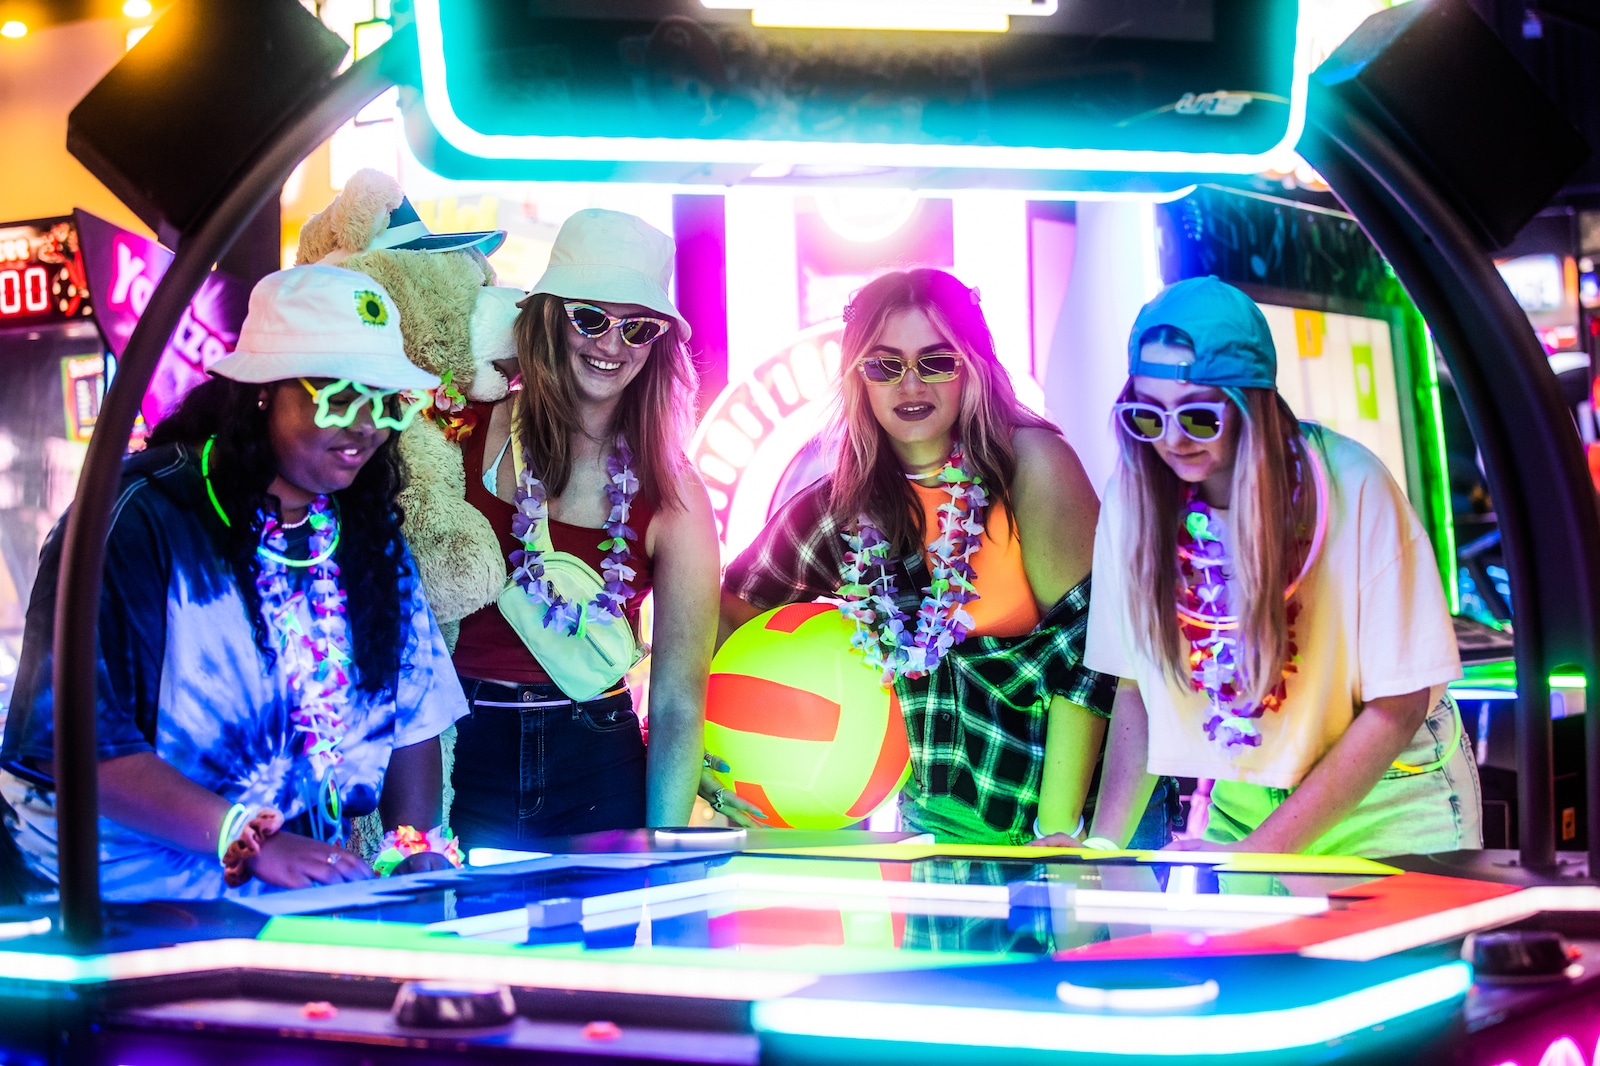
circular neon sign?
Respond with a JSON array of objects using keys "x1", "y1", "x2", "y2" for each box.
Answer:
[{"x1": 689, "y1": 320, "x2": 844, "y2": 558}]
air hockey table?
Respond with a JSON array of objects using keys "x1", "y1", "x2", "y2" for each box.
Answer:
[{"x1": 2, "y1": 829, "x2": 1597, "y2": 1066}]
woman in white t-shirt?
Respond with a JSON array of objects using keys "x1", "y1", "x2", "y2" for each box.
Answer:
[{"x1": 1047, "y1": 277, "x2": 1481, "y2": 858}]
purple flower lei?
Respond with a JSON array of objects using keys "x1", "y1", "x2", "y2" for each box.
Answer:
[
  {"x1": 254, "y1": 497, "x2": 351, "y2": 780},
  {"x1": 1177, "y1": 448, "x2": 1312, "y2": 756},
  {"x1": 835, "y1": 446, "x2": 987, "y2": 683},
  {"x1": 508, "y1": 437, "x2": 639, "y2": 636}
]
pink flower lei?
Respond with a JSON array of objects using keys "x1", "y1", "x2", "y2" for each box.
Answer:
[
  {"x1": 836, "y1": 445, "x2": 987, "y2": 683},
  {"x1": 508, "y1": 437, "x2": 639, "y2": 635},
  {"x1": 254, "y1": 497, "x2": 351, "y2": 784}
]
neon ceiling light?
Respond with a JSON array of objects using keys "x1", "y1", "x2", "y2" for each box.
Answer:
[
  {"x1": 698, "y1": 0, "x2": 1060, "y2": 33},
  {"x1": 753, "y1": 961, "x2": 1471, "y2": 1056},
  {"x1": 412, "y1": 0, "x2": 1315, "y2": 179}
]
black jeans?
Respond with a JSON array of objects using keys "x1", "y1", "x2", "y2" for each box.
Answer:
[{"x1": 450, "y1": 679, "x2": 647, "y2": 851}]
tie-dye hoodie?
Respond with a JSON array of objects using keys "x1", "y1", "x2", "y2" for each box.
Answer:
[{"x1": 0, "y1": 443, "x2": 467, "y2": 900}]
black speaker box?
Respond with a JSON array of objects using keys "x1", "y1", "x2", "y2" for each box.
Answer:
[
  {"x1": 1314, "y1": 0, "x2": 1590, "y2": 250},
  {"x1": 67, "y1": 0, "x2": 348, "y2": 247}
]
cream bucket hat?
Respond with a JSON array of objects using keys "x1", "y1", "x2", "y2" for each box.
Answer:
[
  {"x1": 525, "y1": 209, "x2": 691, "y2": 341},
  {"x1": 210, "y1": 264, "x2": 440, "y2": 391}
]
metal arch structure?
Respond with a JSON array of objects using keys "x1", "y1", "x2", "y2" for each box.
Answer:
[
  {"x1": 1300, "y1": 86, "x2": 1600, "y2": 876},
  {"x1": 45, "y1": 28, "x2": 1600, "y2": 945},
  {"x1": 50, "y1": 39, "x2": 401, "y2": 945}
]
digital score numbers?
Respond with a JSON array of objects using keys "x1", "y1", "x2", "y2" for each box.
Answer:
[{"x1": 0, "y1": 217, "x2": 92, "y2": 325}]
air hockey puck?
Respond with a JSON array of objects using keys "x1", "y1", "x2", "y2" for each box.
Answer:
[
  {"x1": 653, "y1": 827, "x2": 746, "y2": 845},
  {"x1": 391, "y1": 981, "x2": 516, "y2": 1028}
]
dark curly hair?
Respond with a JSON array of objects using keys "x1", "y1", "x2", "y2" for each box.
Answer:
[{"x1": 147, "y1": 376, "x2": 408, "y2": 698}]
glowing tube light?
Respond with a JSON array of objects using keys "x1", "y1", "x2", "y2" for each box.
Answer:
[
  {"x1": 0, "y1": 937, "x2": 820, "y2": 1000},
  {"x1": 699, "y1": 0, "x2": 1057, "y2": 33},
  {"x1": 413, "y1": 0, "x2": 1313, "y2": 181},
  {"x1": 752, "y1": 962, "x2": 1472, "y2": 1057}
]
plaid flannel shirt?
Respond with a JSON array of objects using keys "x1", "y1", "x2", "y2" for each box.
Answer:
[{"x1": 724, "y1": 478, "x2": 1118, "y2": 838}]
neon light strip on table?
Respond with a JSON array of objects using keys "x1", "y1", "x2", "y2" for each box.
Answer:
[{"x1": 752, "y1": 962, "x2": 1473, "y2": 1057}]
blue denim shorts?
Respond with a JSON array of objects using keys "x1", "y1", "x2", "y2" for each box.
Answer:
[
  {"x1": 449, "y1": 679, "x2": 646, "y2": 851},
  {"x1": 1204, "y1": 695, "x2": 1483, "y2": 858}
]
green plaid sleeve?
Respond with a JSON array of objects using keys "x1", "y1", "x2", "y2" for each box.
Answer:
[{"x1": 895, "y1": 573, "x2": 1120, "y2": 838}]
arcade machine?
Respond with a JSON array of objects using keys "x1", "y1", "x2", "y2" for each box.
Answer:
[
  {"x1": 4, "y1": 2, "x2": 1600, "y2": 1065},
  {"x1": 0, "y1": 216, "x2": 100, "y2": 720},
  {"x1": 0, "y1": 209, "x2": 247, "y2": 746}
]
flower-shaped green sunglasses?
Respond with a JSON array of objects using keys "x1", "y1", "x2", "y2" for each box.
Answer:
[{"x1": 299, "y1": 378, "x2": 431, "y2": 431}]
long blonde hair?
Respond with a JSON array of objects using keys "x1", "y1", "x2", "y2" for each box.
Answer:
[
  {"x1": 1119, "y1": 364, "x2": 1319, "y2": 705},
  {"x1": 830, "y1": 268, "x2": 1056, "y2": 553},
  {"x1": 512, "y1": 294, "x2": 698, "y2": 510}
]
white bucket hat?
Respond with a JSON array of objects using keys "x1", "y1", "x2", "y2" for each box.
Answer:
[
  {"x1": 209, "y1": 265, "x2": 440, "y2": 391},
  {"x1": 525, "y1": 209, "x2": 691, "y2": 341}
]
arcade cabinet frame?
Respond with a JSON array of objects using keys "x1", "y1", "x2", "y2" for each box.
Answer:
[{"x1": 44, "y1": 10, "x2": 1600, "y2": 946}]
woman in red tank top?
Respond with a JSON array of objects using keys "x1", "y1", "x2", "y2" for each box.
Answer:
[{"x1": 450, "y1": 210, "x2": 720, "y2": 849}]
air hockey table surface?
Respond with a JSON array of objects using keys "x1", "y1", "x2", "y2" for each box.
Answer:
[{"x1": 3, "y1": 828, "x2": 1598, "y2": 1066}]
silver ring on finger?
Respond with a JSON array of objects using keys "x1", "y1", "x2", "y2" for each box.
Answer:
[
  {"x1": 326, "y1": 852, "x2": 340, "y2": 866},
  {"x1": 711, "y1": 788, "x2": 726, "y2": 811}
]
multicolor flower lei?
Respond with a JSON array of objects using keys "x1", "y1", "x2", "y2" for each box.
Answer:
[
  {"x1": 372, "y1": 824, "x2": 463, "y2": 877},
  {"x1": 1176, "y1": 446, "x2": 1325, "y2": 755},
  {"x1": 255, "y1": 498, "x2": 353, "y2": 780},
  {"x1": 508, "y1": 438, "x2": 639, "y2": 636},
  {"x1": 836, "y1": 448, "x2": 987, "y2": 683},
  {"x1": 427, "y1": 369, "x2": 479, "y2": 442}
]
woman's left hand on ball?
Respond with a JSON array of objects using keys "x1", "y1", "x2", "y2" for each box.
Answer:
[{"x1": 699, "y1": 753, "x2": 769, "y2": 828}]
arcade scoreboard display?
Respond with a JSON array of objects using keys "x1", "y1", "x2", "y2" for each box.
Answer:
[
  {"x1": 2, "y1": 831, "x2": 1599, "y2": 1065},
  {"x1": 0, "y1": 217, "x2": 100, "y2": 714}
]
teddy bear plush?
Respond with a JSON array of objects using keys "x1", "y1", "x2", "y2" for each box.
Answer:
[{"x1": 295, "y1": 169, "x2": 518, "y2": 647}]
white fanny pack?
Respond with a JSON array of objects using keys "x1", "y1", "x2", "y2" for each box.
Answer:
[
  {"x1": 491, "y1": 416, "x2": 645, "y2": 702},
  {"x1": 496, "y1": 552, "x2": 643, "y2": 703}
]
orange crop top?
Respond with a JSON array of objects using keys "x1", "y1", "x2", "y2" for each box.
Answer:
[{"x1": 912, "y1": 482, "x2": 1040, "y2": 638}]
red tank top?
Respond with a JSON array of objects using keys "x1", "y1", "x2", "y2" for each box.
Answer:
[{"x1": 453, "y1": 403, "x2": 656, "y2": 684}]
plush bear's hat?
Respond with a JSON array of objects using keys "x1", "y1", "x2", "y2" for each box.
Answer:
[{"x1": 296, "y1": 169, "x2": 504, "y2": 265}]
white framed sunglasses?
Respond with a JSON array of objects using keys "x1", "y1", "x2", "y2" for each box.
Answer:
[
  {"x1": 1113, "y1": 400, "x2": 1229, "y2": 442},
  {"x1": 562, "y1": 301, "x2": 673, "y2": 348}
]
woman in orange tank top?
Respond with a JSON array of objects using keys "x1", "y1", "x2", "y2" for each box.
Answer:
[{"x1": 721, "y1": 269, "x2": 1176, "y2": 846}]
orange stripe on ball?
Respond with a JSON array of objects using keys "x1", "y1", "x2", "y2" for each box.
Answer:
[
  {"x1": 706, "y1": 673, "x2": 841, "y2": 741},
  {"x1": 763, "y1": 602, "x2": 836, "y2": 634},
  {"x1": 734, "y1": 780, "x2": 791, "y2": 829},
  {"x1": 846, "y1": 688, "x2": 910, "y2": 817}
]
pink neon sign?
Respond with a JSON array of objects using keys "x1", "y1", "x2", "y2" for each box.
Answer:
[
  {"x1": 74, "y1": 208, "x2": 249, "y2": 431},
  {"x1": 1489, "y1": 1030, "x2": 1600, "y2": 1066}
]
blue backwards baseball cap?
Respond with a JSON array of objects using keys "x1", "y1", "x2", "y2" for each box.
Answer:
[{"x1": 1127, "y1": 276, "x2": 1277, "y2": 390}]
